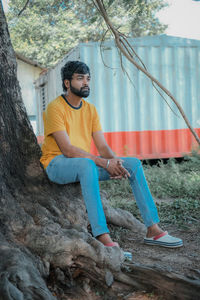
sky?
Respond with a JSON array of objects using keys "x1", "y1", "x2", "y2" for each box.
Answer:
[
  {"x1": 157, "y1": 0, "x2": 200, "y2": 40},
  {"x1": 1, "y1": 0, "x2": 200, "y2": 40}
]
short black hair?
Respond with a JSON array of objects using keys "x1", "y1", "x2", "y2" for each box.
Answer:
[{"x1": 61, "y1": 61, "x2": 90, "y2": 91}]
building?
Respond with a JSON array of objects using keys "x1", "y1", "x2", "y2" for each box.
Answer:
[
  {"x1": 16, "y1": 53, "x2": 44, "y2": 134},
  {"x1": 35, "y1": 35, "x2": 200, "y2": 159}
]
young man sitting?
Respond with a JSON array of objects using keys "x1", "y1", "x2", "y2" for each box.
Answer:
[{"x1": 40, "y1": 61, "x2": 183, "y2": 249}]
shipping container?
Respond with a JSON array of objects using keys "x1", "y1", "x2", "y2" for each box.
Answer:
[{"x1": 35, "y1": 35, "x2": 200, "y2": 159}]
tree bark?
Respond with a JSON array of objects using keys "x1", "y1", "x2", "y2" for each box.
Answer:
[
  {"x1": 0, "y1": 3, "x2": 200, "y2": 300},
  {"x1": 0, "y1": 4, "x2": 41, "y2": 191}
]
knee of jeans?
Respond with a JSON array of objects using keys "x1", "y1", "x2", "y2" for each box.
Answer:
[
  {"x1": 135, "y1": 158, "x2": 142, "y2": 167},
  {"x1": 125, "y1": 157, "x2": 142, "y2": 174},
  {"x1": 79, "y1": 158, "x2": 97, "y2": 173}
]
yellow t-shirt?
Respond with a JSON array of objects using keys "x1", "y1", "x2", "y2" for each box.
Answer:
[{"x1": 40, "y1": 95, "x2": 102, "y2": 169}]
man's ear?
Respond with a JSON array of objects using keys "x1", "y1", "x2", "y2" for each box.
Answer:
[{"x1": 64, "y1": 79, "x2": 70, "y2": 89}]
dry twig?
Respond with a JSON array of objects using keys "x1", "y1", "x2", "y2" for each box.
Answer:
[
  {"x1": 93, "y1": 0, "x2": 200, "y2": 146},
  {"x1": 18, "y1": 0, "x2": 30, "y2": 16}
]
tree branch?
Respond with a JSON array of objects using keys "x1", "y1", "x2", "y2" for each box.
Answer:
[
  {"x1": 18, "y1": 0, "x2": 30, "y2": 16},
  {"x1": 93, "y1": 0, "x2": 200, "y2": 146}
]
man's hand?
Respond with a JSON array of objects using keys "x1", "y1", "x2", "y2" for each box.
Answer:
[
  {"x1": 107, "y1": 158, "x2": 130, "y2": 179},
  {"x1": 92, "y1": 131, "x2": 129, "y2": 179}
]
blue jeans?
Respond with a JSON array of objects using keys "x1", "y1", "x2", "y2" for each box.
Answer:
[{"x1": 46, "y1": 155, "x2": 160, "y2": 237}]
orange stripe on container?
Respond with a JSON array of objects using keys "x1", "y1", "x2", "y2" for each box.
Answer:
[{"x1": 90, "y1": 128, "x2": 200, "y2": 159}]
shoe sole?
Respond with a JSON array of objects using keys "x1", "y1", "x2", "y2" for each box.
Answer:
[{"x1": 144, "y1": 240, "x2": 183, "y2": 248}]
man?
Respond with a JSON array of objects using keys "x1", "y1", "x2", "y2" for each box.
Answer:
[{"x1": 40, "y1": 61, "x2": 183, "y2": 248}]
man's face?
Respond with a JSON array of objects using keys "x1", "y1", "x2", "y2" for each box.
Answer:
[{"x1": 68, "y1": 73, "x2": 91, "y2": 98}]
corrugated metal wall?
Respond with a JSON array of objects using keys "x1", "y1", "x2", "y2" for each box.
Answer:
[{"x1": 35, "y1": 35, "x2": 200, "y2": 159}]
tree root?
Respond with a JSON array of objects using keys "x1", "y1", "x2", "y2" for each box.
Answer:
[{"x1": 0, "y1": 183, "x2": 199, "y2": 299}]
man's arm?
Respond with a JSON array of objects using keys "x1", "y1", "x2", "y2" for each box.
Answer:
[
  {"x1": 92, "y1": 130, "x2": 116, "y2": 159},
  {"x1": 52, "y1": 130, "x2": 130, "y2": 178},
  {"x1": 52, "y1": 130, "x2": 107, "y2": 168}
]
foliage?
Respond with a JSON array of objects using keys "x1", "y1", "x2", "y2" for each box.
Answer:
[
  {"x1": 7, "y1": 1, "x2": 93, "y2": 66},
  {"x1": 144, "y1": 154, "x2": 200, "y2": 199},
  {"x1": 100, "y1": 152, "x2": 200, "y2": 226},
  {"x1": 157, "y1": 198, "x2": 200, "y2": 226},
  {"x1": 6, "y1": 0, "x2": 168, "y2": 66}
]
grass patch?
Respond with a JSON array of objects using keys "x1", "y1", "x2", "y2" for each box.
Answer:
[
  {"x1": 144, "y1": 155, "x2": 200, "y2": 199},
  {"x1": 156, "y1": 198, "x2": 200, "y2": 226},
  {"x1": 109, "y1": 224, "x2": 131, "y2": 242}
]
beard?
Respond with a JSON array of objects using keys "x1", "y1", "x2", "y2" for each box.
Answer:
[{"x1": 70, "y1": 82, "x2": 90, "y2": 98}]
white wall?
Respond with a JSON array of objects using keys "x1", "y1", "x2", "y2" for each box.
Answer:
[{"x1": 16, "y1": 59, "x2": 42, "y2": 134}]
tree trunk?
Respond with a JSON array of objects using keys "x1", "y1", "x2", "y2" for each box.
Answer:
[{"x1": 0, "y1": 4, "x2": 200, "y2": 300}]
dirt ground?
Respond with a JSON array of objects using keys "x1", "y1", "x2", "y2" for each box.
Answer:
[
  {"x1": 115, "y1": 223, "x2": 200, "y2": 296},
  {"x1": 64, "y1": 206, "x2": 200, "y2": 300},
  {"x1": 100, "y1": 195, "x2": 200, "y2": 300},
  {"x1": 51, "y1": 197, "x2": 200, "y2": 300},
  {"x1": 118, "y1": 217, "x2": 200, "y2": 277}
]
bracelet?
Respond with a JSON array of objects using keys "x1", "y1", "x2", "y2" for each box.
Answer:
[{"x1": 106, "y1": 159, "x2": 110, "y2": 169}]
